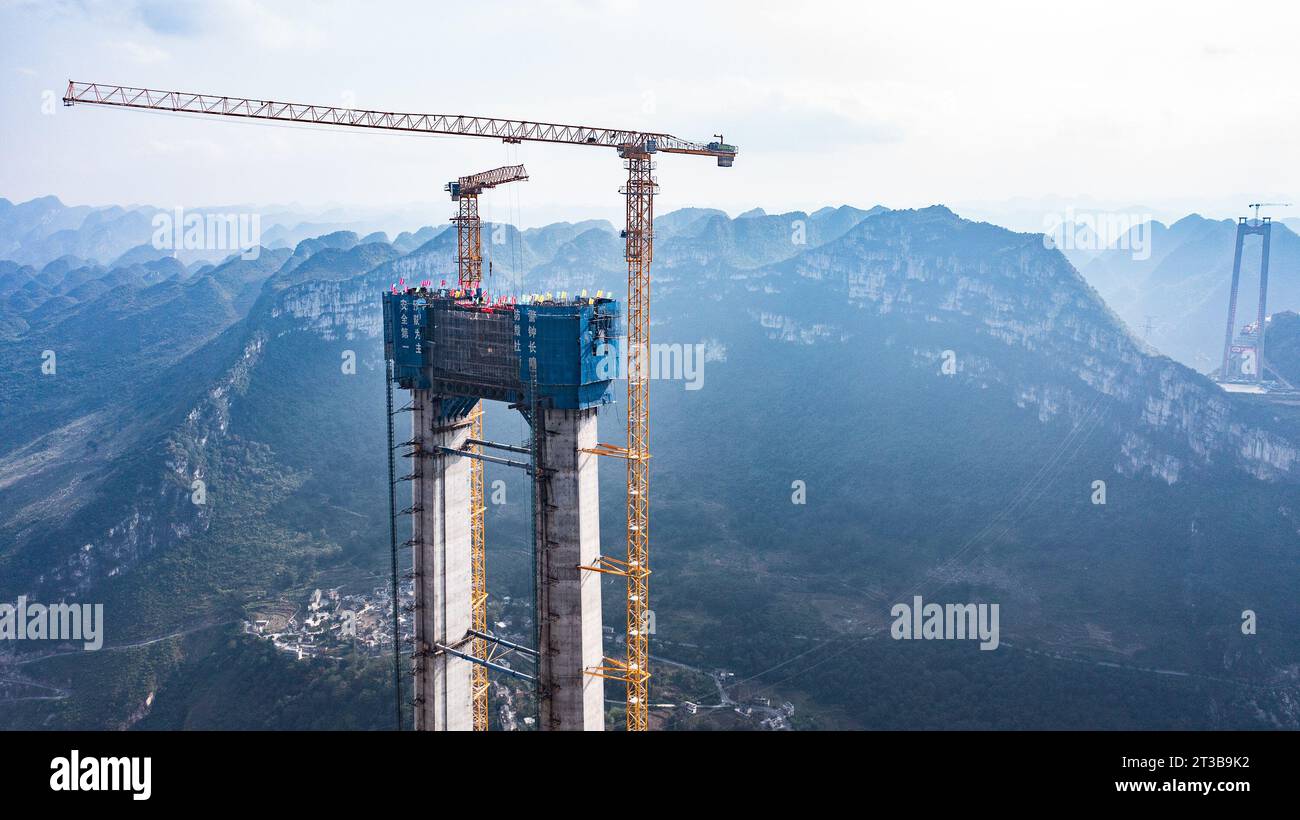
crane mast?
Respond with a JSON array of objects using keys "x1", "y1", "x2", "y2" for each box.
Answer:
[
  {"x1": 446, "y1": 164, "x2": 528, "y2": 731},
  {"x1": 621, "y1": 150, "x2": 655, "y2": 728},
  {"x1": 64, "y1": 80, "x2": 737, "y2": 731}
]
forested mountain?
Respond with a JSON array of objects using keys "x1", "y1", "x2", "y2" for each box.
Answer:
[{"x1": 2, "y1": 200, "x2": 1297, "y2": 729}]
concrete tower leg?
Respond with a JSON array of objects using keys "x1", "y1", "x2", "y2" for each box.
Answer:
[
  {"x1": 1221, "y1": 222, "x2": 1247, "y2": 379},
  {"x1": 1256, "y1": 222, "x2": 1272, "y2": 381},
  {"x1": 535, "y1": 407, "x2": 605, "y2": 731},
  {"x1": 412, "y1": 390, "x2": 474, "y2": 731}
]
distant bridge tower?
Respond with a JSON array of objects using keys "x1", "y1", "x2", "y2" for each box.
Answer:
[{"x1": 1219, "y1": 215, "x2": 1273, "y2": 383}]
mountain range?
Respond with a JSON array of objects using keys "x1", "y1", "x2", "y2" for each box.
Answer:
[
  {"x1": 2, "y1": 196, "x2": 1298, "y2": 730},
  {"x1": 1062, "y1": 214, "x2": 1300, "y2": 374}
]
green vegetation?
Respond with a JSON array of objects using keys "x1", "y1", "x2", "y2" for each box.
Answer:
[{"x1": 3, "y1": 204, "x2": 1298, "y2": 730}]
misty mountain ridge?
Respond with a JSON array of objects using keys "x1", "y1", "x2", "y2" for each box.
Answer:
[
  {"x1": 1, "y1": 200, "x2": 1298, "y2": 730},
  {"x1": 0, "y1": 194, "x2": 880, "y2": 275},
  {"x1": 1059, "y1": 213, "x2": 1300, "y2": 373}
]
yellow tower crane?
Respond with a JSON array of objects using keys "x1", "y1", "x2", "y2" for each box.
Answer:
[
  {"x1": 62, "y1": 81, "x2": 737, "y2": 730},
  {"x1": 446, "y1": 164, "x2": 529, "y2": 731}
]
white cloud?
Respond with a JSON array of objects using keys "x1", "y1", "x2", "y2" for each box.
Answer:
[
  {"x1": 223, "y1": 0, "x2": 326, "y2": 51},
  {"x1": 145, "y1": 137, "x2": 228, "y2": 161},
  {"x1": 3, "y1": 0, "x2": 1297, "y2": 223},
  {"x1": 113, "y1": 39, "x2": 170, "y2": 63}
]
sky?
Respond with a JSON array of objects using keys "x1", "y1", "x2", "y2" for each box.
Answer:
[{"x1": 2, "y1": 0, "x2": 1299, "y2": 232}]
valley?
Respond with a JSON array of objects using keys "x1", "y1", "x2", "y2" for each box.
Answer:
[{"x1": 2, "y1": 197, "x2": 1298, "y2": 730}]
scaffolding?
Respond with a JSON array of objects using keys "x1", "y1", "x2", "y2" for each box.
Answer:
[{"x1": 428, "y1": 302, "x2": 520, "y2": 393}]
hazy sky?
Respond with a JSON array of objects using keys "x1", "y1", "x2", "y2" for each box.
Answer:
[{"x1": 2, "y1": 0, "x2": 1298, "y2": 230}]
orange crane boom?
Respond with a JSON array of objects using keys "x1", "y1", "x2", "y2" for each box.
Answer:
[
  {"x1": 62, "y1": 82, "x2": 737, "y2": 163},
  {"x1": 64, "y1": 80, "x2": 736, "y2": 731},
  {"x1": 450, "y1": 164, "x2": 530, "y2": 198},
  {"x1": 447, "y1": 164, "x2": 528, "y2": 291}
]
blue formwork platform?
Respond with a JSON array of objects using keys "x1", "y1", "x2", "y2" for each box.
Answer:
[
  {"x1": 383, "y1": 291, "x2": 427, "y2": 384},
  {"x1": 382, "y1": 289, "x2": 621, "y2": 411}
]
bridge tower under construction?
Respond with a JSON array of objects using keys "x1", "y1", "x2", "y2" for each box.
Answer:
[
  {"x1": 383, "y1": 289, "x2": 621, "y2": 731},
  {"x1": 1219, "y1": 215, "x2": 1273, "y2": 384}
]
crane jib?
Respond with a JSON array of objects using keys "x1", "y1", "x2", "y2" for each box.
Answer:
[{"x1": 62, "y1": 80, "x2": 738, "y2": 163}]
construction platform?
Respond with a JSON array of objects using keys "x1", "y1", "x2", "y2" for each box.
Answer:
[{"x1": 383, "y1": 289, "x2": 621, "y2": 409}]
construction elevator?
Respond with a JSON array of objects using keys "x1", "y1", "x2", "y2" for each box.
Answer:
[{"x1": 383, "y1": 289, "x2": 621, "y2": 730}]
